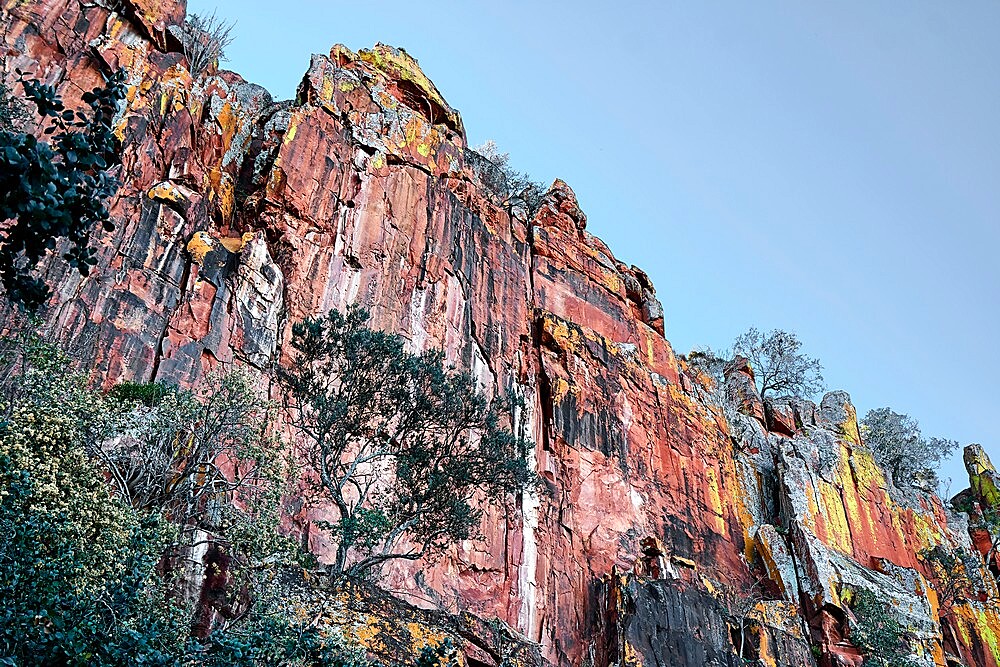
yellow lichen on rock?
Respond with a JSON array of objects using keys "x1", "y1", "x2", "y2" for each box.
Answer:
[{"x1": 187, "y1": 231, "x2": 215, "y2": 265}]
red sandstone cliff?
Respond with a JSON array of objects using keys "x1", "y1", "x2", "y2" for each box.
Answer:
[{"x1": 3, "y1": 1, "x2": 999, "y2": 665}]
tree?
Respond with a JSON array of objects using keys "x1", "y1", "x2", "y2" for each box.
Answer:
[
  {"x1": 860, "y1": 408, "x2": 957, "y2": 489},
  {"x1": 470, "y1": 140, "x2": 546, "y2": 220},
  {"x1": 918, "y1": 544, "x2": 981, "y2": 654},
  {"x1": 101, "y1": 371, "x2": 298, "y2": 635},
  {"x1": 98, "y1": 370, "x2": 278, "y2": 530},
  {"x1": 0, "y1": 69, "x2": 126, "y2": 310},
  {"x1": 715, "y1": 574, "x2": 766, "y2": 662},
  {"x1": 278, "y1": 306, "x2": 536, "y2": 578},
  {"x1": 731, "y1": 328, "x2": 824, "y2": 398}
]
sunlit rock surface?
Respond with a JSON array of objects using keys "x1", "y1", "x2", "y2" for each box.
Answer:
[{"x1": 3, "y1": 1, "x2": 998, "y2": 664}]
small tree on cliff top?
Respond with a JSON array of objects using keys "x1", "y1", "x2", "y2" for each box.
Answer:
[
  {"x1": 732, "y1": 328, "x2": 824, "y2": 398},
  {"x1": 278, "y1": 306, "x2": 536, "y2": 578},
  {"x1": 860, "y1": 408, "x2": 957, "y2": 488},
  {"x1": 471, "y1": 140, "x2": 546, "y2": 219}
]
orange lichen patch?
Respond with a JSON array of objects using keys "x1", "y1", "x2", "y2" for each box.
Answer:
[
  {"x1": 205, "y1": 169, "x2": 235, "y2": 222},
  {"x1": 187, "y1": 231, "x2": 215, "y2": 265},
  {"x1": 405, "y1": 622, "x2": 452, "y2": 657},
  {"x1": 540, "y1": 313, "x2": 583, "y2": 355},
  {"x1": 815, "y1": 479, "x2": 853, "y2": 554},
  {"x1": 215, "y1": 101, "x2": 240, "y2": 154},
  {"x1": 401, "y1": 116, "x2": 445, "y2": 168},
  {"x1": 704, "y1": 466, "x2": 726, "y2": 534},
  {"x1": 838, "y1": 402, "x2": 861, "y2": 446},
  {"x1": 219, "y1": 232, "x2": 254, "y2": 253},
  {"x1": 356, "y1": 44, "x2": 461, "y2": 131},
  {"x1": 148, "y1": 181, "x2": 185, "y2": 204},
  {"x1": 849, "y1": 447, "x2": 886, "y2": 494},
  {"x1": 551, "y1": 377, "x2": 572, "y2": 404},
  {"x1": 751, "y1": 601, "x2": 804, "y2": 639}
]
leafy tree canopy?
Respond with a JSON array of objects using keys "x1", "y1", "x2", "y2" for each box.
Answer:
[
  {"x1": 278, "y1": 306, "x2": 536, "y2": 578},
  {"x1": 860, "y1": 407, "x2": 957, "y2": 489},
  {"x1": 732, "y1": 328, "x2": 824, "y2": 398},
  {"x1": 0, "y1": 330, "x2": 359, "y2": 665}
]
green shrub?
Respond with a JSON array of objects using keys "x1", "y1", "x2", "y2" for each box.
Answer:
[
  {"x1": 0, "y1": 349, "x2": 189, "y2": 664},
  {"x1": 107, "y1": 380, "x2": 176, "y2": 406},
  {"x1": 848, "y1": 588, "x2": 919, "y2": 667},
  {"x1": 0, "y1": 334, "x2": 360, "y2": 664}
]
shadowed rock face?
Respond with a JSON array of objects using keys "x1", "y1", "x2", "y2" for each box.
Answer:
[{"x1": 3, "y1": 2, "x2": 999, "y2": 665}]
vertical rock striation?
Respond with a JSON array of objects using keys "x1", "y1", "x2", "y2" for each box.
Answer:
[{"x1": 2, "y1": 1, "x2": 998, "y2": 664}]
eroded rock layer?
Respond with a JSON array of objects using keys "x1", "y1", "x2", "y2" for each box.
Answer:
[{"x1": 3, "y1": 1, "x2": 999, "y2": 665}]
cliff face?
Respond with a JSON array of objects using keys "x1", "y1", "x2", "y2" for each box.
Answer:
[{"x1": 3, "y1": 1, "x2": 999, "y2": 665}]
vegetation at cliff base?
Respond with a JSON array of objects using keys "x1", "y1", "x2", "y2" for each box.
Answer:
[
  {"x1": 0, "y1": 311, "x2": 533, "y2": 662},
  {"x1": 0, "y1": 328, "x2": 360, "y2": 665},
  {"x1": 0, "y1": 70, "x2": 126, "y2": 311}
]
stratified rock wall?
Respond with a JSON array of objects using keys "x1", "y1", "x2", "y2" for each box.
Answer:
[{"x1": 3, "y1": 2, "x2": 998, "y2": 665}]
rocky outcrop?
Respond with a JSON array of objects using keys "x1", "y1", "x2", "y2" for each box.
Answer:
[{"x1": 2, "y1": 1, "x2": 999, "y2": 665}]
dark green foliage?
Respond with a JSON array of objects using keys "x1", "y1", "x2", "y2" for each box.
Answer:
[
  {"x1": 0, "y1": 333, "x2": 362, "y2": 665},
  {"x1": 848, "y1": 588, "x2": 918, "y2": 667},
  {"x1": 415, "y1": 639, "x2": 459, "y2": 667},
  {"x1": 0, "y1": 69, "x2": 126, "y2": 310},
  {"x1": 0, "y1": 339, "x2": 188, "y2": 665},
  {"x1": 196, "y1": 612, "x2": 364, "y2": 667},
  {"x1": 108, "y1": 379, "x2": 177, "y2": 406},
  {"x1": 0, "y1": 465, "x2": 188, "y2": 665},
  {"x1": 278, "y1": 306, "x2": 536, "y2": 578}
]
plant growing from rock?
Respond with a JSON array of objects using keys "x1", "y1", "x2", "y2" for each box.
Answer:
[
  {"x1": 470, "y1": 140, "x2": 546, "y2": 220},
  {"x1": 170, "y1": 11, "x2": 235, "y2": 78},
  {"x1": 278, "y1": 306, "x2": 536, "y2": 578},
  {"x1": 715, "y1": 572, "x2": 766, "y2": 662},
  {"x1": 0, "y1": 69, "x2": 126, "y2": 311},
  {"x1": 919, "y1": 544, "x2": 981, "y2": 654},
  {"x1": 847, "y1": 588, "x2": 919, "y2": 667},
  {"x1": 682, "y1": 346, "x2": 729, "y2": 391},
  {"x1": 731, "y1": 328, "x2": 824, "y2": 398},
  {"x1": 860, "y1": 408, "x2": 957, "y2": 490}
]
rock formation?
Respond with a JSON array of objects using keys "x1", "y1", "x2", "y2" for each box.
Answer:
[{"x1": 2, "y1": 0, "x2": 999, "y2": 665}]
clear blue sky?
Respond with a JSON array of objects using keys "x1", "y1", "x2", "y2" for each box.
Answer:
[{"x1": 189, "y1": 0, "x2": 1000, "y2": 490}]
